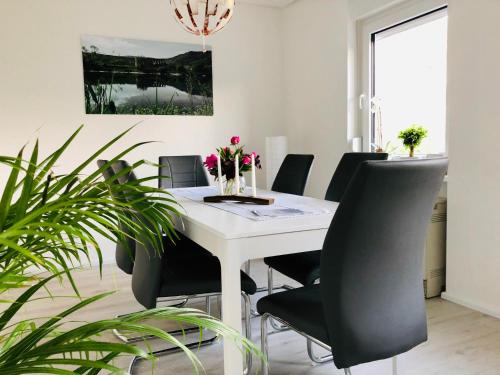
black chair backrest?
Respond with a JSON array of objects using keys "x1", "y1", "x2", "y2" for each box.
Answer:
[
  {"x1": 111, "y1": 160, "x2": 139, "y2": 185},
  {"x1": 131, "y1": 230, "x2": 164, "y2": 309},
  {"x1": 324, "y1": 152, "x2": 389, "y2": 202},
  {"x1": 111, "y1": 160, "x2": 164, "y2": 309},
  {"x1": 98, "y1": 160, "x2": 136, "y2": 275},
  {"x1": 320, "y1": 158, "x2": 448, "y2": 369},
  {"x1": 158, "y1": 155, "x2": 209, "y2": 189},
  {"x1": 271, "y1": 154, "x2": 314, "y2": 196}
]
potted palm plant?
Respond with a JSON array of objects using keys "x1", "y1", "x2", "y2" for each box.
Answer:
[{"x1": 0, "y1": 126, "x2": 260, "y2": 374}]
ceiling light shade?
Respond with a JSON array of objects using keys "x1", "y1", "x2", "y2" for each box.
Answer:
[{"x1": 170, "y1": 0, "x2": 235, "y2": 40}]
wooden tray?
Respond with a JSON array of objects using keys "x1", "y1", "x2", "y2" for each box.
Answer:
[{"x1": 203, "y1": 195, "x2": 275, "y2": 205}]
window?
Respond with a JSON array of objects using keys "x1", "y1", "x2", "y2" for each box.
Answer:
[{"x1": 358, "y1": 2, "x2": 448, "y2": 155}]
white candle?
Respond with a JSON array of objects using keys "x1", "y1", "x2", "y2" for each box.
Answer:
[
  {"x1": 217, "y1": 154, "x2": 223, "y2": 195},
  {"x1": 251, "y1": 154, "x2": 257, "y2": 197},
  {"x1": 234, "y1": 156, "x2": 240, "y2": 195}
]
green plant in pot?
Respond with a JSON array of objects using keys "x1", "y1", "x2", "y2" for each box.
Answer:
[
  {"x1": 398, "y1": 125, "x2": 428, "y2": 157},
  {"x1": 0, "y1": 126, "x2": 260, "y2": 374}
]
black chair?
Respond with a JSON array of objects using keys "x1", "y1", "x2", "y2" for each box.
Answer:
[
  {"x1": 111, "y1": 161, "x2": 257, "y2": 373},
  {"x1": 129, "y1": 215, "x2": 257, "y2": 374},
  {"x1": 264, "y1": 153, "x2": 389, "y2": 289},
  {"x1": 245, "y1": 154, "x2": 315, "y2": 299},
  {"x1": 97, "y1": 160, "x2": 135, "y2": 274},
  {"x1": 257, "y1": 158, "x2": 448, "y2": 375},
  {"x1": 263, "y1": 152, "x2": 389, "y2": 342},
  {"x1": 271, "y1": 154, "x2": 314, "y2": 195},
  {"x1": 158, "y1": 155, "x2": 209, "y2": 189}
]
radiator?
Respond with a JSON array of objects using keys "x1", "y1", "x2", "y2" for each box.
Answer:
[{"x1": 423, "y1": 198, "x2": 447, "y2": 298}]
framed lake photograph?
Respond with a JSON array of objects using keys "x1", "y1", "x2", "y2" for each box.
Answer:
[{"x1": 81, "y1": 35, "x2": 213, "y2": 116}]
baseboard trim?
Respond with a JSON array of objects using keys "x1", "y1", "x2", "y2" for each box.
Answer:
[{"x1": 441, "y1": 292, "x2": 500, "y2": 320}]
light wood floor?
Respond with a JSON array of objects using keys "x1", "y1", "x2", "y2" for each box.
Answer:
[{"x1": 16, "y1": 261, "x2": 500, "y2": 374}]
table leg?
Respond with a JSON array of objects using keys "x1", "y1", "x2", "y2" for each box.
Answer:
[{"x1": 219, "y1": 242, "x2": 245, "y2": 375}]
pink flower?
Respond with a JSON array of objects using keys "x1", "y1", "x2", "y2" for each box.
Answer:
[
  {"x1": 242, "y1": 155, "x2": 251, "y2": 165},
  {"x1": 230, "y1": 136, "x2": 240, "y2": 145},
  {"x1": 204, "y1": 154, "x2": 218, "y2": 169}
]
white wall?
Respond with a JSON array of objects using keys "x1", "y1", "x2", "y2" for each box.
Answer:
[
  {"x1": 0, "y1": 0, "x2": 284, "y2": 173},
  {"x1": 0, "y1": 0, "x2": 284, "y2": 264},
  {"x1": 442, "y1": 0, "x2": 500, "y2": 317},
  {"x1": 2, "y1": 0, "x2": 500, "y2": 317},
  {"x1": 281, "y1": 0, "x2": 350, "y2": 198},
  {"x1": 279, "y1": 0, "x2": 399, "y2": 199},
  {"x1": 350, "y1": 0, "x2": 404, "y2": 19}
]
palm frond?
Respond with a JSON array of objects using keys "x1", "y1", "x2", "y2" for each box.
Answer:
[{"x1": 0, "y1": 125, "x2": 263, "y2": 374}]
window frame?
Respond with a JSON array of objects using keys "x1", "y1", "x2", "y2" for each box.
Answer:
[{"x1": 356, "y1": 0, "x2": 448, "y2": 154}]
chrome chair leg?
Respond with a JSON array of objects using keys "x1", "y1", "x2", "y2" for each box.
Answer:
[
  {"x1": 261, "y1": 313, "x2": 336, "y2": 374},
  {"x1": 128, "y1": 333, "x2": 217, "y2": 374},
  {"x1": 306, "y1": 339, "x2": 333, "y2": 364},
  {"x1": 267, "y1": 267, "x2": 273, "y2": 296},
  {"x1": 267, "y1": 268, "x2": 289, "y2": 332},
  {"x1": 261, "y1": 313, "x2": 271, "y2": 375},
  {"x1": 206, "y1": 296, "x2": 212, "y2": 316},
  {"x1": 128, "y1": 292, "x2": 254, "y2": 375},
  {"x1": 344, "y1": 368, "x2": 352, "y2": 375},
  {"x1": 113, "y1": 298, "x2": 189, "y2": 343},
  {"x1": 241, "y1": 293, "x2": 252, "y2": 340},
  {"x1": 242, "y1": 292, "x2": 253, "y2": 374},
  {"x1": 251, "y1": 267, "x2": 294, "y2": 318}
]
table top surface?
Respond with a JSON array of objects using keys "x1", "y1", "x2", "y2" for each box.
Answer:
[{"x1": 168, "y1": 187, "x2": 339, "y2": 240}]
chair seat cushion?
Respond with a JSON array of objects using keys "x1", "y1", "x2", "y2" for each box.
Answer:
[
  {"x1": 256, "y1": 285, "x2": 329, "y2": 345},
  {"x1": 165, "y1": 232, "x2": 214, "y2": 261},
  {"x1": 264, "y1": 251, "x2": 321, "y2": 285},
  {"x1": 160, "y1": 255, "x2": 257, "y2": 297}
]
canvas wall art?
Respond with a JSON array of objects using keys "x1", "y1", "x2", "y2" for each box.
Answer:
[{"x1": 81, "y1": 36, "x2": 213, "y2": 116}]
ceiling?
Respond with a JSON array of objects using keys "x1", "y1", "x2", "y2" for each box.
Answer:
[{"x1": 239, "y1": 0, "x2": 296, "y2": 8}]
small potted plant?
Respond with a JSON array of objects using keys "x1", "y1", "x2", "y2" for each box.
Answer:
[{"x1": 398, "y1": 125, "x2": 428, "y2": 157}]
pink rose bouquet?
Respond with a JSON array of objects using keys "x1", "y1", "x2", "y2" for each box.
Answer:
[{"x1": 204, "y1": 136, "x2": 261, "y2": 181}]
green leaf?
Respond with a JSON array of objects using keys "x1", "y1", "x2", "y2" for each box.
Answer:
[
  {"x1": 0, "y1": 274, "x2": 59, "y2": 331},
  {"x1": 15, "y1": 140, "x2": 38, "y2": 220},
  {"x1": 0, "y1": 148, "x2": 23, "y2": 230}
]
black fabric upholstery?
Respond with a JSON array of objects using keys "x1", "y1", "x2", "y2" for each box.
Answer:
[
  {"x1": 97, "y1": 160, "x2": 135, "y2": 275},
  {"x1": 158, "y1": 155, "x2": 209, "y2": 189},
  {"x1": 113, "y1": 160, "x2": 257, "y2": 309},
  {"x1": 110, "y1": 159, "x2": 212, "y2": 262},
  {"x1": 324, "y1": 152, "x2": 388, "y2": 202},
  {"x1": 257, "y1": 285, "x2": 328, "y2": 343},
  {"x1": 258, "y1": 158, "x2": 448, "y2": 369},
  {"x1": 271, "y1": 154, "x2": 314, "y2": 196},
  {"x1": 166, "y1": 232, "x2": 214, "y2": 260},
  {"x1": 133, "y1": 234, "x2": 257, "y2": 309},
  {"x1": 264, "y1": 251, "x2": 321, "y2": 285},
  {"x1": 264, "y1": 153, "x2": 388, "y2": 286},
  {"x1": 160, "y1": 251, "x2": 257, "y2": 297}
]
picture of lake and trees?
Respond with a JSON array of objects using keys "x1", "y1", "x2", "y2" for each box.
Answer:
[{"x1": 81, "y1": 36, "x2": 213, "y2": 115}]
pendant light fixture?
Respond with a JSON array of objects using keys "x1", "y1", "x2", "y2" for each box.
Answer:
[{"x1": 170, "y1": 0, "x2": 235, "y2": 51}]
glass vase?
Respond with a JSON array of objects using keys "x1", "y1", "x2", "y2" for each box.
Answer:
[{"x1": 223, "y1": 176, "x2": 246, "y2": 195}]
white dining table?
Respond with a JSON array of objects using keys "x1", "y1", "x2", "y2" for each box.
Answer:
[{"x1": 168, "y1": 187, "x2": 338, "y2": 375}]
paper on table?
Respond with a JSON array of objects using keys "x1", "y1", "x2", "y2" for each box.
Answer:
[
  {"x1": 168, "y1": 187, "x2": 335, "y2": 221},
  {"x1": 251, "y1": 208, "x2": 310, "y2": 218}
]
